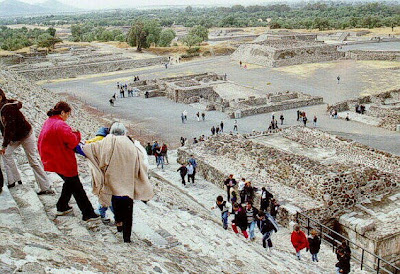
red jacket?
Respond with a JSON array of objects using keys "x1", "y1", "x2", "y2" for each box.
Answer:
[
  {"x1": 38, "y1": 116, "x2": 81, "y2": 177},
  {"x1": 291, "y1": 230, "x2": 310, "y2": 252}
]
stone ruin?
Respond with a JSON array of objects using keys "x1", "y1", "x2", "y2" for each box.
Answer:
[
  {"x1": 231, "y1": 33, "x2": 344, "y2": 67},
  {"x1": 329, "y1": 88, "x2": 400, "y2": 131},
  {"x1": 131, "y1": 73, "x2": 323, "y2": 118},
  {"x1": 177, "y1": 126, "x2": 400, "y2": 266}
]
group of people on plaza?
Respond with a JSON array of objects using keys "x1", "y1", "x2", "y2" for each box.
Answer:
[
  {"x1": 0, "y1": 88, "x2": 153, "y2": 243},
  {"x1": 296, "y1": 110, "x2": 317, "y2": 127},
  {"x1": 145, "y1": 141, "x2": 169, "y2": 170},
  {"x1": 210, "y1": 121, "x2": 224, "y2": 135},
  {"x1": 110, "y1": 81, "x2": 141, "y2": 106}
]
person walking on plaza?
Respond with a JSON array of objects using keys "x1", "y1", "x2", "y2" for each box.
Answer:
[
  {"x1": 303, "y1": 115, "x2": 308, "y2": 127},
  {"x1": 211, "y1": 195, "x2": 232, "y2": 230},
  {"x1": 280, "y1": 114, "x2": 284, "y2": 125},
  {"x1": 308, "y1": 229, "x2": 321, "y2": 262},
  {"x1": 337, "y1": 75, "x2": 341, "y2": 84},
  {"x1": 181, "y1": 112, "x2": 185, "y2": 124},
  {"x1": 161, "y1": 143, "x2": 169, "y2": 164},
  {"x1": 245, "y1": 201, "x2": 259, "y2": 241},
  {"x1": 177, "y1": 164, "x2": 188, "y2": 186},
  {"x1": 260, "y1": 187, "x2": 273, "y2": 212},
  {"x1": 232, "y1": 203, "x2": 248, "y2": 239},
  {"x1": 0, "y1": 88, "x2": 54, "y2": 194},
  {"x1": 233, "y1": 120, "x2": 238, "y2": 131},
  {"x1": 291, "y1": 224, "x2": 309, "y2": 260},
  {"x1": 82, "y1": 122, "x2": 153, "y2": 242},
  {"x1": 224, "y1": 174, "x2": 237, "y2": 201},
  {"x1": 201, "y1": 112, "x2": 205, "y2": 121},
  {"x1": 220, "y1": 121, "x2": 224, "y2": 132},
  {"x1": 196, "y1": 112, "x2": 200, "y2": 122},
  {"x1": 188, "y1": 155, "x2": 197, "y2": 179},
  {"x1": 313, "y1": 115, "x2": 317, "y2": 127},
  {"x1": 216, "y1": 126, "x2": 220, "y2": 134},
  {"x1": 38, "y1": 101, "x2": 98, "y2": 221},
  {"x1": 187, "y1": 162, "x2": 195, "y2": 184},
  {"x1": 211, "y1": 126, "x2": 216, "y2": 135},
  {"x1": 336, "y1": 249, "x2": 351, "y2": 274},
  {"x1": 257, "y1": 211, "x2": 278, "y2": 250}
]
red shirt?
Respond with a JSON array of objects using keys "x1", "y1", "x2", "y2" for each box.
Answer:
[
  {"x1": 291, "y1": 230, "x2": 310, "y2": 252},
  {"x1": 38, "y1": 116, "x2": 81, "y2": 177}
]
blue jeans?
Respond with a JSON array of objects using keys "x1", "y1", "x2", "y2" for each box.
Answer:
[
  {"x1": 312, "y1": 253, "x2": 318, "y2": 262},
  {"x1": 248, "y1": 221, "x2": 256, "y2": 239},
  {"x1": 98, "y1": 205, "x2": 114, "y2": 218},
  {"x1": 157, "y1": 156, "x2": 164, "y2": 169},
  {"x1": 221, "y1": 211, "x2": 228, "y2": 229},
  {"x1": 262, "y1": 231, "x2": 273, "y2": 248}
]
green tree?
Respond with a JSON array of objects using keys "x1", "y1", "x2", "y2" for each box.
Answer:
[
  {"x1": 127, "y1": 20, "x2": 162, "y2": 51},
  {"x1": 189, "y1": 25, "x2": 208, "y2": 42},
  {"x1": 36, "y1": 33, "x2": 62, "y2": 50},
  {"x1": 181, "y1": 34, "x2": 202, "y2": 49},
  {"x1": 185, "y1": 6, "x2": 193, "y2": 13},
  {"x1": 46, "y1": 27, "x2": 56, "y2": 37},
  {"x1": 158, "y1": 29, "x2": 176, "y2": 47}
]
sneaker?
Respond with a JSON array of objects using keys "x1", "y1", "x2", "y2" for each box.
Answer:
[
  {"x1": 56, "y1": 206, "x2": 73, "y2": 216},
  {"x1": 83, "y1": 214, "x2": 100, "y2": 222},
  {"x1": 101, "y1": 218, "x2": 111, "y2": 224},
  {"x1": 17, "y1": 180, "x2": 22, "y2": 185},
  {"x1": 7, "y1": 182, "x2": 15, "y2": 188},
  {"x1": 37, "y1": 189, "x2": 55, "y2": 195}
]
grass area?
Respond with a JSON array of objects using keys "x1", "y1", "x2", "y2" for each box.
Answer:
[
  {"x1": 103, "y1": 41, "x2": 130, "y2": 49},
  {"x1": 273, "y1": 62, "x2": 337, "y2": 78},
  {"x1": 0, "y1": 49, "x2": 14, "y2": 56},
  {"x1": 356, "y1": 60, "x2": 400, "y2": 69}
]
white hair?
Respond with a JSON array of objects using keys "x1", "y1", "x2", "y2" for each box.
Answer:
[{"x1": 110, "y1": 122, "x2": 127, "y2": 136}]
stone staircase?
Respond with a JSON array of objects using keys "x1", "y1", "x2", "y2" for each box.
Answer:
[{"x1": 0, "y1": 154, "x2": 370, "y2": 273}]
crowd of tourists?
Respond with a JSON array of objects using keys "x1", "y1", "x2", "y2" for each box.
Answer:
[{"x1": 0, "y1": 88, "x2": 153, "y2": 243}]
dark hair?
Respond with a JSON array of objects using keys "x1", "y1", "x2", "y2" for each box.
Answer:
[
  {"x1": 247, "y1": 201, "x2": 253, "y2": 206},
  {"x1": 47, "y1": 101, "x2": 71, "y2": 117},
  {"x1": 233, "y1": 203, "x2": 240, "y2": 208},
  {"x1": 216, "y1": 195, "x2": 223, "y2": 202},
  {"x1": 258, "y1": 211, "x2": 265, "y2": 217},
  {"x1": 0, "y1": 88, "x2": 7, "y2": 103}
]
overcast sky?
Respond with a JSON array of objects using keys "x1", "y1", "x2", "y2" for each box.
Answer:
[{"x1": 19, "y1": 0, "x2": 291, "y2": 10}]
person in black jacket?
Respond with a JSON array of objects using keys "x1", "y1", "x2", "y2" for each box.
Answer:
[
  {"x1": 336, "y1": 240, "x2": 351, "y2": 259},
  {"x1": 0, "y1": 88, "x2": 53, "y2": 194},
  {"x1": 257, "y1": 211, "x2": 277, "y2": 250},
  {"x1": 270, "y1": 199, "x2": 280, "y2": 219},
  {"x1": 232, "y1": 203, "x2": 248, "y2": 239},
  {"x1": 224, "y1": 174, "x2": 237, "y2": 201},
  {"x1": 336, "y1": 249, "x2": 351, "y2": 274},
  {"x1": 308, "y1": 229, "x2": 321, "y2": 262},
  {"x1": 260, "y1": 187, "x2": 273, "y2": 212},
  {"x1": 177, "y1": 164, "x2": 188, "y2": 186}
]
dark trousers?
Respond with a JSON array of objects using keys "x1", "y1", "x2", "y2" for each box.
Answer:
[
  {"x1": 260, "y1": 199, "x2": 270, "y2": 212},
  {"x1": 188, "y1": 174, "x2": 195, "y2": 184},
  {"x1": 180, "y1": 174, "x2": 186, "y2": 185},
  {"x1": 239, "y1": 190, "x2": 245, "y2": 204},
  {"x1": 57, "y1": 174, "x2": 95, "y2": 219},
  {"x1": 226, "y1": 186, "x2": 232, "y2": 201},
  {"x1": 112, "y1": 196, "x2": 133, "y2": 243},
  {"x1": 0, "y1": 167, "x2": 3, "y2": 190}
]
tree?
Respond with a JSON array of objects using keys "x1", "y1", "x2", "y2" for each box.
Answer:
[
  {"x1": 181, "y1": 34, "x2": 202, "y2": 49},
  {"x1": 158, "y1": 29, "x2": 176, "y2": 47},
  {"x1": 37, "y1": 33, "x2": 62, "y2": 50},
  {"x1": 127, "y1": 20, "x2": 161, "y2": 51},
  {"x1": 189, "y1": 25, "x2": 208, "y2": 42},
  {"x1": 185, "y1": 6, "x2": 193, "y2": 13},
  {"x1": 46, "y1": 27, "x2": 56, "y2": 37}
]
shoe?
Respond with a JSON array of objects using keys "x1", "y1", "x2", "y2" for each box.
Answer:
[
  {"x1": 83, "y1": 214, "x2": 100, "y2": 222},
  {"x1": 17, "y1": 180, "x2": 22, "y2": 185},
  {"x1": 101, "y1": 218, "x2": 111, "y2": 224},
  {"x1": 37, "y1": 189, "x2": 55, "y2": 195},
  {"x1": 7, "y1": 182, "x2": 15, "y2": 188},
  {"x1": 57, "y1": 206, "x2": 73, "y2": 216},
  {"x1": 124, "y1": 240, "x2": 131, "y2": 243},
  {"x1": 117, "y1": 226, "x2": 123, "y2": 232}
]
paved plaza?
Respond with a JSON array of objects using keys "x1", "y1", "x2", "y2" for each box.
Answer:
[{"x1": 43, "y1": 55, "x2": 400, "y2": 154}]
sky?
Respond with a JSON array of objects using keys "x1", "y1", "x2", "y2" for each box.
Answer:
[{"x1": 19, "y1": 0, "x2": 294, "y2": 10}]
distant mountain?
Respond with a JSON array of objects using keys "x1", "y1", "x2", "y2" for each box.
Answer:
[{"x1": 0, "y1": 0, "x2": 78, "y2": 17}]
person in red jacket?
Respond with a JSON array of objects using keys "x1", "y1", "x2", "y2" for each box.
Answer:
[
  {"x1": 38, "y1": 101, "x2": 98, "y2": 221},
  {"x1": 0, "y1": 88, "x2": 53, "y2": 194},
  {"x1": 291, "y1": 224, "x2": 309, "y2": 260}
]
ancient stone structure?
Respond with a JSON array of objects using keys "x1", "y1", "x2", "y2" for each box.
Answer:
[
  {"x1": 329, "y1": 89, "x2": 400, "y2": 131},
  {"x1": 345, "y1": 50, "x2": 400, "y2": 61},
  {"x1": 131, "y1": 73, "x2": 323, "y2": 118},
  {"x1": 177, "y1": 127, "x2": 400, "y2": 267},
  {"x1": 231, "y1": 33, "x2": 344, "y2": 67}
]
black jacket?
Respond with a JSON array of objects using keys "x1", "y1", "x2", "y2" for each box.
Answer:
[
  {"x1": 308, "y1": 236, "x2": 321, "y2": 254},
  {"x1": 257, "y1": 218, "x2": 277, "y2": 234},
  {"x1": 224, "y1": 178, "x2": 237, "y2": 187},
  {"x1": 336, "y1": 254, "x2": 351, "y2": 274},
  {"x1": 177, "y1": 166, "x2": 187, "y2": 176},
  {"x1": 233, "y1": 206, "x2": 247, "y2": 230}
]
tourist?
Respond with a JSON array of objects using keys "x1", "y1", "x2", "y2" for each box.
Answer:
[
  {"x1": 180, "y1": 137, "x2": 186, "y2": 146},
  {"x1": 211, "y1": 195, "x2": 232, "y2": 230},
  {"x1": 145, "y1": 142, "x2": 153, "y2": 155},
  {"x1": 0, "y1": 88, "x2": 54, "y2": 194},
  {"x1": 337, "y1": 75, "x2": 340, "y2": 84},
  {"x1": 297, "y1": 110, "x2": 300, "y2": 121},
  {"x1": 187, "y1": 162, "x2": 195, "y2": 184},
  {"x1": 334, "y1": 110, "x2": 338, "y2": 119},
  {"x1": 220, "y1": 121, "x2": 224, "y2": 132},
  {"x1": 181, "y1": 113, "x2": 185, "y2": 124},
  {"x1": 239, "y1": 61, "x2": 242, "y2": 67},
  {"x1": 260, "y1": 187, "x2": 274, "y2": 212},
  {"x1": 313, "y1": 115, "x2": 317, "y2": 127},
  {"x1": 117, "y1": 82, "x2": 120, "y2": 89},
  {"x1": 177, "y1": 164, "x2": 188, "y2": 186},
  {"x1": 232, "y1": 203, "x2": 249, "y2": 239},
  {"x1": 216, "y1": 126, "x2": 220, "y2": 134},
  {"x1": 238, "y1": 178, "x2": 246, "y2": 204},
  {"x1": 245, "y1": 201, "x2": 259, "y2": 241},
  {"x1": 291, "y1": 225, "x2": 309, "y2": 260},
  {"x1": 243, "y1": 181, "x2": 255, "y2": 203},
  {"x1": 280, "y1": 114, "x2": 284, "y2": 125},
  {"x1": 82, "y1": 122, "x2": 153, "y2": 242},
  {"x1": 345, "y1": 113, "x2": 350, "y2": 121},
  {"x1": 231, "y1": 191, "x2": 238, "y2": 205},
  {"x1": 183, "y1": 110, "x2": 188, "y2": 121},
  {"x1": 244, "y1": 64, "x2": 247, "y2": 69},
  {"x1": 224, "y1": 174, "x2": 237, "y2": 201},
  {"x1": 152, "y1": 141, "x2": 160, "y2": 164},
  {"x1": 193, "y1": 137, "x2": 198, "y2": 144},
  {"x1": 161, "y1": 143, "x2": 168, "y2": 164},
  {"x1": 270, "y1": 199, "x2": 280, "y2": 219},
  {"x1": 211, "y1": 126, "x2": 216, "y2": 135},
  {"x1": 155, "y1": 145, "x2": 164, "y2": 170},
  {"x1": 336, "y1": 249, "x2": 351, "y2": 274},
  {"x1": 257, "y1": 211, "x2": 278, "y2": 250},
  {"x1": 336, "y1": 240, "x2": 351, "y2": 258},
  {"x1": 109, "y1": 97, "x2": 115, "y2": 106},
  {"x1": 196, "y1": 112, "x2": 200, "y2": 122},
  {"x1": 223, "y1": 73, "x2": 227, "y2": 81},
  {"x1": 308, "y1": 229, "x2": 321, "y2": 262},
  {"x1": 188, "y1": 155, "x2": 197, "y2": 179},
  {"x1": 120, "y1": 88, "x2": 124, "y2": 98},
  {"x1": 303, "y1": 115, "x2": 308, "y2": 127},
  {"x1": 233, "y1": 120, "x2": 238, "y2": 131},
  {"x1": 165, "y1": 63, "x2": 168, "y2": 69},
  {"x1": 201, "y1": 112, "x2": 205, "y2": 121},
  {"x1": 38, "y1": 101, "x2": 98, "y2": 221},
  {"x1": 145, "y1": 91, "x2": 149, "y2": 98}
]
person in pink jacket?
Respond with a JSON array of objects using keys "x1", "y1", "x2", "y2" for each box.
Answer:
[
  {"x1": 38, "y1": 101, "x2": 98, "y2": 221},
  {"x1": 291, "y1": 224, "x2": 310, "y2": 260}
]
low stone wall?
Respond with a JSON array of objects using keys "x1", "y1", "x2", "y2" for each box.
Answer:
[
  {"x1": 270, "y1": 92, "x2": 298, "y2": 102},
  {"x1": 15, "y1": 57, "x2": 168, "y2": 80},
  {"x1": 346, "y1": 50, "x2": 400, "y2": 61}
]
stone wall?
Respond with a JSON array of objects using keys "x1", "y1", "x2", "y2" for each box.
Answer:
[
  {"x1": 346, "y1": 50, "x2": 400, "y2": 61},
  {"x1": 15, "y1": 57, "x2": 168, "y2": 80}
]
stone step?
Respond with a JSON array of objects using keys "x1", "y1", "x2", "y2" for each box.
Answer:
[{"x1": 0, "y1": 187, "x2": 24, "y2": 229}]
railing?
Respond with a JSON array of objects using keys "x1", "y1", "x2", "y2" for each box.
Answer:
[{"x1": 296, "y1": 212, "x2": 399, "y2": 274}]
